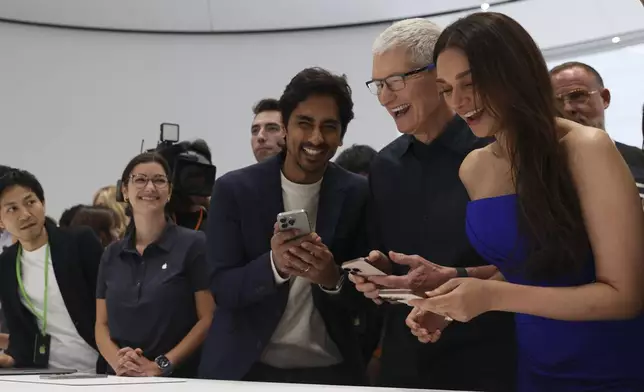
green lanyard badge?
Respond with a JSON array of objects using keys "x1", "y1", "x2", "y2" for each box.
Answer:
[{"x1": 16, "y1": 244, "x2": 50, "y2": 336}]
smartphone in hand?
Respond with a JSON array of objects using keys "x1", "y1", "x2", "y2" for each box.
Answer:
[
  {"x1": 341, "y1": 257, "x2": 388, "y2": 277},
  {"x1": 276, "y1": 209, "x2": 312, "y2": 238},
  {"x1": 378, "y1": 289, "x2": 426, "y2": 305}
]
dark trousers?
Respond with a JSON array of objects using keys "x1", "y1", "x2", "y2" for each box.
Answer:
[
  {"x1": 243, "y1": 362, "x2": 364, "y2": 386},
  {"x1": 378, "y1": 339, "x2": 516, "y2": 392}
]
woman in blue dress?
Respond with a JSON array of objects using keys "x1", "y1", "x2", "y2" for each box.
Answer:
[{"x1": 408, "y1": 12, "x2": 644, "y2": 391}]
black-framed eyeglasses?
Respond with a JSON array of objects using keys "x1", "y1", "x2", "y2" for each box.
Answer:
[
  {"x1": 366, "y1": 64, "x2": 435, "y2": 95},
  {"x1": 129, "y1": 174, "x2": 169, "y2": 189}
]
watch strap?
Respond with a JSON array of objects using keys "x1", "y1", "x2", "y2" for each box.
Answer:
[
  {"x1": 322, "y1": 271, "x2": 345, "y2": 291},
  {"x1": 154, "y1": 355, "x2": 174, "y2": 376},
  {"x1": 455, "y1": 267, "x2": 468, "y2": 278}
]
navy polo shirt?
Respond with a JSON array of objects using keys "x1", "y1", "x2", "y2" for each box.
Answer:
[{"x1": 96, "y1": 221, "x2": 211, "y2": 376}]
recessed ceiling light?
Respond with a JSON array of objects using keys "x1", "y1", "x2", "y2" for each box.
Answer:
[
  {"x1": 612, "y1": 36, "x2": 621, "y2": 44},
  {"x1": 481, "y1": 2, "x2": 490, "y2": 11}
]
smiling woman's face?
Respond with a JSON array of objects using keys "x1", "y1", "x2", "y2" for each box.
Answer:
[
  {"x1": 122, "y1": 162, "x2": 171, "y2": 215},
  {"x1": 436, "y1": 47, "x2": 497, "y2": 138},
  {"x1": 0, "y1": 185, "x2": 46, "y2": 242}
]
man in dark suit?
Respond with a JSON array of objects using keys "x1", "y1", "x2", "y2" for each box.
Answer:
[
  {"x1": 199, "y1": 68, "x2": 369, "y2": 385},
  {"x1": 0, "y1": 169, "x2": 105, "y2": 372}
]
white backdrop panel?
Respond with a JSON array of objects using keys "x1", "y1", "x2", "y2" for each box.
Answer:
[
  {"x1": 0, "y1": 2, "x2": 642, "y2": 218},
  {"x1": 0, "y1": 22, "x2": 390, "y2": 218}
]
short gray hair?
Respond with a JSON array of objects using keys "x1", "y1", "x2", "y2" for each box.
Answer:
[{"x1": 372, "y1": 18, "x2": 442, "y2": 67}]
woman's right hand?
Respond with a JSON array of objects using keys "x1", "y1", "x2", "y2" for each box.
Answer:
[{"x1": 0, "y1": 353, "x2": 14, "y2": 368}]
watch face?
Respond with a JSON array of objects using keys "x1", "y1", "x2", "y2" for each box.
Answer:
[{"x1": 156, "y1": 356, "x2": 170, "y2": 369}]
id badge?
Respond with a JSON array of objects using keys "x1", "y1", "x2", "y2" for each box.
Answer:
[{"x1": 33, "y1": 333, "x2": 51, "y2": 367}]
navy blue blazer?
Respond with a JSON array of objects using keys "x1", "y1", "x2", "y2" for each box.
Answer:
[{"x1": 198, "y1": 154, "x2": 369, "y2": 382}]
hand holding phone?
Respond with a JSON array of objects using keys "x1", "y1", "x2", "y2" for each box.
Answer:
[
  {"x1": 341, "y1": 258, "x2": 388, "y2": 277},
  {"x1": 276, "y1": 209, "x2": 312, "y2": 236},
  {"x1": 271, "y1": 210, "x2": 315, "y2": 278}
]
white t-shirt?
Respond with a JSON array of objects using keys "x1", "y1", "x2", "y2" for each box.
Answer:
[
  {"x1": 20, "y1": 244, "x2": 98, "y2": 372},
  {"x1": 261, "y1": 172, "x2": 343, "y2": 369}
]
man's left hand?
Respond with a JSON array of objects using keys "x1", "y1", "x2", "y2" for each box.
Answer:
[
  {"x1": 367, "y1": 251, "x2": 456, "y2": 293},
  {"x1": 285, "y1": 233, "x2": 340, "y2": 288}
]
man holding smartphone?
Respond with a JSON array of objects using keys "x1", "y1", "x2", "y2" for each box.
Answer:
[
  {"x1": 200, "y1": 67, "x2": 370, "y2": 385},
  {"x1": 349, "y1": 19, "x2": 516, "y2": 391}
]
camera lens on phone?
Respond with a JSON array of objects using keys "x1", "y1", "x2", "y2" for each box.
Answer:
[
  {"x1": 279, "y1": 218, "x2": 286, "y2": 223},
  {"x1": 281, "y1": 223, "x2": 288, "y2": 229},
  {"x1": 288, "y1": 218, "x2": 295, "y2": 225}
]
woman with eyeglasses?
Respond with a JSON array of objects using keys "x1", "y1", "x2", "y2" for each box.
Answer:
[{"x1": 95, "y1": 152, "x2": 215, "y2": 378}]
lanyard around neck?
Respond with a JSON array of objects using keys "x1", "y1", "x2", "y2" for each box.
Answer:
[{"x1": 16, "y1": 244, "x2": 50, "y2": 335}]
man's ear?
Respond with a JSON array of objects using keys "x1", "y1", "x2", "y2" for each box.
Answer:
[{"x1": 600, "y1": 88, "x2": 611, "y2": 110}]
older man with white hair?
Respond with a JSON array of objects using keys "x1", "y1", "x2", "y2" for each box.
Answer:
[{"x1": 348, "y1": 19, "x2": 516, "y2": 390}]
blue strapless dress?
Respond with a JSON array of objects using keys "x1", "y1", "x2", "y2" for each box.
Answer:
[{"x1": 466, "y1": 194, "x2": 644, "y2": 392}]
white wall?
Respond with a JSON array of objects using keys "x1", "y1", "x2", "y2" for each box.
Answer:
[
  {"x1": 0, "y1": 22, "x2": 393, "y2": 219},
  {"x1": 0, "y1": 0, "x2": 643, "y2": 219},
  {"x1": 547, "y1": 44, "x2": 644, "y2": 148}
]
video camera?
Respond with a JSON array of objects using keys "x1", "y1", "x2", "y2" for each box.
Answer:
[{"x1": 116, "y1": 123, "x2": 216, "y2": 201}]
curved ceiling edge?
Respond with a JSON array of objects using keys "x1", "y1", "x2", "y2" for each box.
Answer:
[{"x1": 0, "y1": 0, "x2": 523, "y2": 35}]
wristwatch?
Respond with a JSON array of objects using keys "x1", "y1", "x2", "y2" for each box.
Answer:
[
  {"x1": 154, "y1": 355, "x2": 174, "y2": 376},
  {"x1": 455, "y1": 267, "x2": 468, "y2": 278},
  {"x1": 321, "y1": 270, "x2": 346, "y2": 291}
]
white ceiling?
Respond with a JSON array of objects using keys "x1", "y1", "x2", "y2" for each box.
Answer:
[
  {"x1": 0, "y1": 0, "x2": 641, "y2": 53},
  {"x1": 0, "y1": 0, "x2": 513, "y2": 32}
]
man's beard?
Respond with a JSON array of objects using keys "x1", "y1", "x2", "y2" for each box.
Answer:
[{"x1": 572, "y1": 114, "x2": 604, "y2": 131}]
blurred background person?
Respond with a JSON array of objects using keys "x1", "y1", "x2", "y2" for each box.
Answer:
[
  {"x1": 93, "y1": 185, "x2": 128, "y2": 239},
  {"x1": 95, "y1": 152, "x2": 214, "y2": 378},
  {"x1": 250, "y1": 98, "x2": 285, "y2": 162},
  {"x1": 58, "y1": 204, "x2": 86, "y2": 228},
  {"x1": 550, "y1": 61, "x2": 644, "y2": 198},
  {"x1": 70, "y1": 206, "x2": 119, "y2": 247},
  {"x1": 334, "y1": 144, "x2": 377, "y2": 177},
  {"x1": 0, "y1": 169, "x2": 104, "y2": 372}
]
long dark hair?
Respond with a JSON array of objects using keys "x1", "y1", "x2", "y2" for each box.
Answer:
[{"x1": 434, "y1": 12, "x2": 588, "y2": 279}]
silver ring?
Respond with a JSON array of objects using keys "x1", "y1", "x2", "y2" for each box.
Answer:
[
  {"x1": 304, "y1": 266, "x2": 311, "y2": 273},
  {"x1": 444, "y1": 315, "x2": 453, "y2": 322}
]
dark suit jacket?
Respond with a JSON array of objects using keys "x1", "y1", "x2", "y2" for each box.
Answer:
[
  {"x1": 615, "y1": 141, "x2": 644, "y2": 195},
  {"x1": 199, "y1": 154, "x2": 369, "y2": 382},
  {"x1": 0, "y1": 220, "x2": 105, "y2": 372}
]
